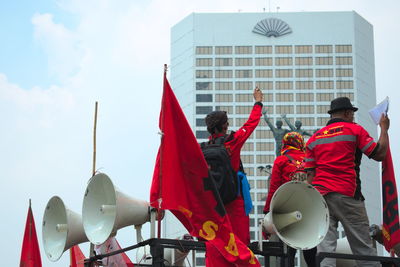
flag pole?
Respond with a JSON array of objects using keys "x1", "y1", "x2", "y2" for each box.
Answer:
[
  {"x1": 88, "y1": 101, "x2": 98, "y2": 266},
  {"x1": 157, "y1": 65, "x2": 168, "y2": 239}
]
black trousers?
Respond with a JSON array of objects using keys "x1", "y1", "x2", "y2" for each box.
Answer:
[{"x1": 287, "y1": 246, "x2": 317, "y2": 267}]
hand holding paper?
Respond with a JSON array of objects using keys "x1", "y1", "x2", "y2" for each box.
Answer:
[{"x1": 369, "y1": 97, "x2": 389, "y2": 125}]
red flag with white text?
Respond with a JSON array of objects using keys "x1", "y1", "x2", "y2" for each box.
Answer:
[
  {"x1": 149, "y1": 70, "x2": 259, "y2": 266},
  {"x1": 70, "y1": 245, "x2": 85, "y2": 267},
  {"x1": 94, "y1": 237, "x2": 134, "y2": 267},
  {"x1": 381, "y1": 143, "x2": 400, "y2": 252},
  {"x1": 20, "y1": 201, "x2": 42, "y2": 267}
]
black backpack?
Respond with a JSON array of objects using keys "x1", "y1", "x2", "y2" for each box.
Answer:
[{"x1": 201, "y1": 136, "x2": 238, "y2": 204}]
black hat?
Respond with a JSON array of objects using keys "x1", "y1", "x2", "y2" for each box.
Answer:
[{"x1": 327, "y1": 97, "x2": 358, "y2": 114}]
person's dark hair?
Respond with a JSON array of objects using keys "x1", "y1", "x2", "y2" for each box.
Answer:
[{"x1": 205, "y1": 111, "x2": 228, "y2": 134}]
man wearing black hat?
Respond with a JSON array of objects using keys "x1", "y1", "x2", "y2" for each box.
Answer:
[
  {"x1": 203, "y1": 87, "x2": 263, "y2": 267},
  {"x1": 305, "y1": 96, "x2": 390, "y2": 267}
]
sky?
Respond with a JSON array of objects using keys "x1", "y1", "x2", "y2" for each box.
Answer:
[{"x1": 0, "y1": 0, "x2": 399, "y2": 266}]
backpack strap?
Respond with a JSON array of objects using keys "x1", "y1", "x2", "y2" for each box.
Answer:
[{"x1": 285, "y1": 154, "x2": 295, "y2": 163}]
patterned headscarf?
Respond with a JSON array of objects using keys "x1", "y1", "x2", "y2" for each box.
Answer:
[{"x1": 280, "y1": 132, "x2": 305, "y2": 155}]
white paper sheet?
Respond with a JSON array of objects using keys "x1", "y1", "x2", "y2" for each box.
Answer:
[{"x1": 369, "y1": 96, "x2": 389, "y2": 125}]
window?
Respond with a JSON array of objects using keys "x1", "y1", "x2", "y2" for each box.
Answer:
[
  {"x1": 336, "y1": 68, "x2": 353, "y2": 77},
  {"x1": 235, "y1": 94, "x2": 253, "y2": 102},
  {"x1": 235, "y1": 46, "x2": 252, "y2": 54},
  {"x1": 255, "y1": 57, "x2": 273, "y2": 66},
  {"x1": 315, "y1": 45, "x2": 333, "y2": 53},
  {"x1": 316, "y1": 69, "x2": 334, "y2": 77},
  {"x1": 256, "y1": 142, "x2": 274, "y2": 152},
  {"x1": 236, "y1": 106, "x2": 253, "y2": 114},
  {"x1": 275, "y1": 45, "x2": 292, "y2": 54},
  {"x1": 196, "y1": 94, "x2": 212, "y2": 102},
  {"x1": 196, "y1": 106, "x2": 212, "y2": 114},
  {"x1": 215, "y1": 58, "x2": 232, "y2": 66},
  {"x1": 295, "y1": 45, "x2": 313, "y2": 54},
  {"x1": 295, "y1": 69, "x2": 313, "y2": 78},
  {"x1": 336, "y1": 80, "x2": 354, "y2": 89},
  {"x1": 216, "y1": 105, "x2": 233, "y2": 113},
  {"x1": 296, "y1": 93, "x2": 314, "y2": 102},
  {"x1": 256, "y1": 130, "x2": 273, "y2": 139},
  {"x1": 316, "y1": 93, "x2": 334, "y2": 101},
  {"x1": 241, "y1": 155, "x2": 254, "y2": 164},
  {"x1": 215, "y1": 70, "x2": 232, "y2": 78},
  {"x1": 215, "y1": 82, "x2": 233, "y2": 90},
  {"x1": 235, "y1": 81, "x2": 253, "y2": 90},
  {"x1": 196, "y1": 118, "x2": 206, "y2": 127},
  {"x1": 296, "y1": 117, "x2": 315, "y2": 126},
  {"x1": 296, "y1": 81, "x2": 314, "y2": 90},
  {"x1": 196, "y1": 70, "x2": 212, "y2": 78},
  {"x1": 256, "y1": 180, "x2": 268, "y2": 189},
  {"x1": 317, "y1": 117, "x2": 329, "y2": 126},
  {"x1": 256, "y1": 81, "x2": 273, "y2": 90},
  {"x1": 196, "y1": 58, "x2": 212, "y2": 67},
  {"x1": 255, "y1": 46, "x2": 272, "y2": 54},
  {"x1": 296, "y1": 105, "x2": 314, "y2": 114},
  {"x1": 196, "y1": 130, "x2": 209, "y2": 139},
  {"x1": 242, "y1": 143, "x2": 254, "y2": 151},
  {"x1": 244, "y1": 167, "x2": 254, "y2": 176},
  {"x1": 335, "y1": 45, "x2": 352, "y2": 53},
  {"x1": 196, "y1": 257, "x2": 206, "y2": 266},
  {"x1": 295, "y1": 57, "x2": 313, "y2": 65},
  {"x1": 275, "y1": 69, "x2": 293, "y2": 78},
  {"x1": 235, "y1": 118, "x2": 248, "y2": 126},
  {"x1": 316, "y1": 81, "x2": 334, "y2": 89},
  {"x1": 276, "y1": 93, "x2": 294, "y2": 102},
  {"x1": 276, "y1": 105, "x2": 294, "y2": 114},
  {"x1": 195, "y1": 46, "x2": 212, "y2": 55},
  {"x1": 215, "y1": 94, "x2": 233, "y2": 102},
  {"x1": 336, "y1": 56, "x2": 353, "y2": 65},
  {"x1": 317, "y1": 105, "x2": 330, "y2": 113},
  {"x1": 275, "y1": 57, "x2": 293, "y2": 66},
  {"x1": 275, "y1": 81, "x2": 293, "y2": 90},
  {"x1": 337, "y1": 92, "x2": 354, "y2": 100},
  {"x1": 215, "y1": 46, "x2": 232, "y2": 54},
  {"x1": 236, "y1": 70, "x2": 253, "y2": 78},
  {"x1": 235, "y1": 58, "x2": 253, "y2": 66},
  {"x1": 256, "y1": 155, "x2": 275, "y2": 164},
  {"x1": 316, "y1": 57, "x2": 333, "y2": 65},
  {"x1": 196, "y1": 82, "x2": 212, "y2": 90},
  {"x1": 255, "y1": 69, "x2": 273, "y2": 78}
]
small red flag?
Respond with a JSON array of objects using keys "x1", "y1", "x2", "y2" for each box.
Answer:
[
  {"x1": 381, "y1": 142, "x2": 400, "y2": 252},
  {"x1": 70, "y1": 245, "x2": 85, "y2": 267},
  {"x1": 150, "y1": 69, "x2": 259, "y2": 266},
  {"x1": 95, "y1": 237, "x2": 134, "y2": 267},
  {"x1": 20, "y1": 201, "x2": 42, "y2": 267}
]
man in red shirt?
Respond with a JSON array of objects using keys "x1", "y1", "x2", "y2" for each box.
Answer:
[
  {"x1": 204, "y1": 87, "x2": 263, "y2": 267},
  {"x1": 305, "y1": 97, "x2": 390, "y2": 267}
]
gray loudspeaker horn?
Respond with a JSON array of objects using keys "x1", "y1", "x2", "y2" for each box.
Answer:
[
  {"x1": 263, "y1": 181, "x2": 329, "y2": 250},
  {"x1": 42, "y1": 196, "x2": 88, "y2": 261},
  {"x1": 82, "y1": 173, "x2": 152, "y2": 245}
]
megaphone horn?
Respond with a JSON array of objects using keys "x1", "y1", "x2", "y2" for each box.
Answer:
[
  {"x1": 263, "y1": 181, "x2": 329, "y2": 250},
  {"x1": 42, "y1": 196, "x2": 88, "y2": 261},
  {"x1": 82, "y1": 173, "x2": 154, "y2": 245}
]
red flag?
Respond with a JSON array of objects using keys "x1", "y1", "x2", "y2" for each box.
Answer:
[
  {"x1": 20, "y1": 201, "x2": 42, "y2": 267},
  {"x1": 70, "y1": 245, "x2": 85, "y2": 267},
  {"x1": 94, "y1": 237, "x2": 134, "y2": 267},
  {"x1": 381, "y1": 143, "x2": 400, "y2": 252},
  {"x1": 150, "y1": 69, "x2": 259, "y2": 266}
]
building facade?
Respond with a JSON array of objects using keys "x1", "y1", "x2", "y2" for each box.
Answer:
[{"x1": 166, "y1": 11, "x2": 381, "y2": 266}]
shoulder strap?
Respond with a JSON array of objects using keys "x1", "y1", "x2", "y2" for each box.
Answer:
[{"x1": 285, "y1": 154, "x2": 295, "y2": 163}]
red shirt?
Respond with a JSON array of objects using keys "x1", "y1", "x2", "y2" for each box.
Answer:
[
  {"x1": 305, "y1": 118, "x2": 377, "y2": 198},
  {"x1": 263, "y1": 149, "x2": 305, "y2": 213},
  {"x1": 210, "y1": 102, "x2": 262, "y2": 171}
]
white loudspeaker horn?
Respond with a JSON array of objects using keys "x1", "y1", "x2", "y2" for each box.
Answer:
[
  {"x1": 42, "y1": 196, "x2": 88, "y2": 261},
  {"x1": 82, "y1": 173, "x2": 151, "y2": 245},
  {"x1": 263, "y1": 181, "x2": 329, "y2": 250}
]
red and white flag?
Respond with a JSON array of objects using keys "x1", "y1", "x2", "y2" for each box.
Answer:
[
  {"x1": 69, "y1": 245, "x2": 85, "y2": 267},
  {"x1": 94, "y1": 237, "x2": 134, "y2": 267},
  {"x1": 20, "y1": 201, "x2": 42, "y2": 267},
  {"x1": 381, "y1": 143, "x2": 400, "y2": 252},
  {"x1": 150, "y1": 69, "x2": 259, "y2": 266}
]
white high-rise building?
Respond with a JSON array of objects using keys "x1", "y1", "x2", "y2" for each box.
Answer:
[{"x1": 166, "y1": 11, "x2": 381, "y2": 266}]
